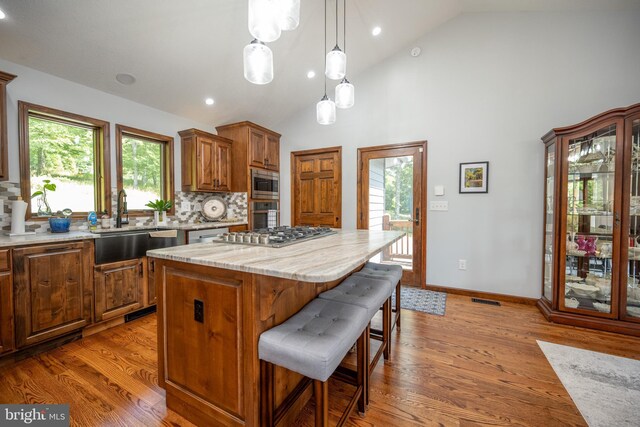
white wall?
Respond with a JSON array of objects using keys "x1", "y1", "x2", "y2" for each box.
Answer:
[
  {"x1": 0, "y1": 58, "x2": 215, "y2": 189},
  {"x1": 278, "y1": 10, "x2": 640, "y2": 298}
]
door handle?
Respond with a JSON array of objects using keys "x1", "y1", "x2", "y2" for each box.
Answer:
[{"x1": 414, "y1": 208, "x2": 420, "y2": 226}]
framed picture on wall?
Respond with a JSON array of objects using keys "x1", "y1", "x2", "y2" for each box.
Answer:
[{"x1": 459, "y1": 161, "x2": 489, "y2": 193}]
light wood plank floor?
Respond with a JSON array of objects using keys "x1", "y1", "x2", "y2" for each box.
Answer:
[{"x1": 1, "y1": 294, "x2": 639, "y2": 426}]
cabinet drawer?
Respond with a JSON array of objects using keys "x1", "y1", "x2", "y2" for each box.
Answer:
[{"x1": 0, "y1": 249, "x2": 10, "y2": 272}]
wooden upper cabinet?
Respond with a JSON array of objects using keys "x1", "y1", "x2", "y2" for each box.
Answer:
[
  {"x1": 217, "y1": 122, "x2": 281, "y2": 183},
  {"x1": 94, "y1": 259, "x2": 144, "y2": 322},
  {"x1": 265, "y1": 134, "x2": 280, "y2": 171},
  {"x1": 0, "y1": 249, "x2": 14, "y2": 354},
  {"x1": 249, "y1": 128, "x2": 266, "y2": 168},
  {"x1": 179, "y1": 129, "x2": 232, "y2": 192},
  {"x1": 0, "y1": 71, "x2": 17, "y2": 181},
  {"x1": 13, "y1": 241, "x2": 93, "y2": 348}
]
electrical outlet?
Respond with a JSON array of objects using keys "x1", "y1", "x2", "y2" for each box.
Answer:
[
  {"x1": 181, "y1": 202, "x2": 191, "y2": 211},
  {"x1": 194, "y1": 299, "x2": 204, "y2": 323},
  {"x1": 458, "y1": 259, "x2": 467, "y2": 270},
  {"x1": 430, "y1": 201, "x2": 448, "y2": 211}
]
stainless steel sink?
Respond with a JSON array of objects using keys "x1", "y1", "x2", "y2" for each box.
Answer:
[{"x1": 95, "y1": 230, "x2": 179, "y2": 264}]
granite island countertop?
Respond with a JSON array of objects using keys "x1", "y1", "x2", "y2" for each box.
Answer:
[{"x1": 147, "y1": 229, "x2": 404, "y2": 282}]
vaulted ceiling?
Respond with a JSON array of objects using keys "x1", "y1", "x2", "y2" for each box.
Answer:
[{"x1": 0, "y1": 0, "x2": 637, "y2": 128}]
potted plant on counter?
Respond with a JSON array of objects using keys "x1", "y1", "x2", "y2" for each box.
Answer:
[
  {"x1": 31, "y1": 179, "x2": 56, "y2": 217},
  {"x1": 146, "y1": 199, "x2": 173, "y2": 226}
]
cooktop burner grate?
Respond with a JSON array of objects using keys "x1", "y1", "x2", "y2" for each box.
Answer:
[{"x1": 217, "y1": 226, "x2": 337, "y2": 248}]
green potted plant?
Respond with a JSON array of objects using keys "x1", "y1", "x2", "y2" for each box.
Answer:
[
  {"x1": 31, "y1": 179, "x2": 56, "y2": 216},
  {"x1": 146, "y1": 199, "x2": 173, "y2": 226}
]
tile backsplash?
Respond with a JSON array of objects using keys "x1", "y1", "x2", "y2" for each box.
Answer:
[{"x1": 0, "y1": 181, "x2": 247, "y2": 233}]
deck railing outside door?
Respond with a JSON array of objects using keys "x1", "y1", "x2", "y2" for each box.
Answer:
[{"x1": 382, "y1": 215, "x2": 413, "y2": 267}]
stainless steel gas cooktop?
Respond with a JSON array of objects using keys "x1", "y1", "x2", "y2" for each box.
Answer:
[{"x1": 218, "y1": 226, "x2": 336, "y2": 248}]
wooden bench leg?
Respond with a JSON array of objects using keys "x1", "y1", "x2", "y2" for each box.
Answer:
[
  {"x1": 260, "y1": 360, "x2": 275, "y2": 427},
  {"x1": 314, "y1": 380, "x2": 329, "y2": 427},
  {"x1": 383, "y1": 298, "x2": 391, "y2": 359},
  {"x1": 396, "y1": 282, "x2": 401, "y2": 331},
  {"x1": 357, "y1": 327, "x2": 368, "y2": 413}
]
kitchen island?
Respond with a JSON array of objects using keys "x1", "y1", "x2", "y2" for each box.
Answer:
[{"x1": 147, "y1": 229, "x2": 403, "y2": 427}]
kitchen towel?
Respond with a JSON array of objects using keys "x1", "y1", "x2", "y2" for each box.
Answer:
[{"x1": 10, "y1": 198, "x2": 28, "y2": 235}]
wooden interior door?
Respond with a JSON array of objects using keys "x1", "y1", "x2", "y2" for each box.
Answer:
[
  {"x1": 358, "y1": 142, "x2": 427, "y2": 287},
  {"x1": 291, "y1": 147, "x2": 342, "y2": 227}
]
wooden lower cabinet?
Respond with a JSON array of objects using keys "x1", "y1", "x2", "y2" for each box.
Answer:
[
  {"x1": 94, "y1": 259, "x2": 144, "y2": 322},
  {"x1": 147, "y1": 257, "x2": 156, "y2": 306},
  {"x1": 13, "y1": 241, "x2": 93, "y2": 348}
]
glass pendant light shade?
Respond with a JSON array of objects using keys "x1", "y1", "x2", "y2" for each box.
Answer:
[
  {"x1": 278, "y1": 0, "x2": 300, "y2": 31},
  {"x1": 325, "y1": 45, "x2": 346, "y2": 80},
  {"x1": 248, "y1": 0, "x2": 281, "y2": 42},
  {"x1": 243, "y1": 40, "x2": 274, "y2": 85},
  {"x1": 335, "y1": 78, "x2": 354, "y2": 109},
  {"x1": 316, "y1": 94, "x2": 336, "y2": 125}
]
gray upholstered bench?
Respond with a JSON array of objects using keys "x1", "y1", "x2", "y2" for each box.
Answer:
[
  {"x1": 259, "y1": 298, "x2": 370, "y2": 426},
  {"x1": 317, "y1": 274, "x2": 393, "y2": 405},
  {"x1": 352, "y1": 262, "x2": 403, "y2": 357}
]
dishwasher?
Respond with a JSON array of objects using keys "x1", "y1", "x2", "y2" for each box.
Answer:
[{"x1": 187, "y1": 227, "x2": 229, "y2": 244}]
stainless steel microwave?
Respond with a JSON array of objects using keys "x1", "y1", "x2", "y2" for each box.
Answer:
[{"x1": 251, "y1": 168, "x2": 279, "y2": 199}]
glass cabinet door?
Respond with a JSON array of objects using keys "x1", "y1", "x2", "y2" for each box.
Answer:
[
  {"x1": 626, "y1": 117, "x2": 640, "y2": 321},
  {"x1": 562, "y1": 124, "x2": 618, "y2": 316},
  {"x1": 543, "y1": 143, "x2": 555, "y2": 303}
]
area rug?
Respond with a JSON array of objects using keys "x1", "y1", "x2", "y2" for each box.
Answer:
[
  {"x1": 537, "y1": 340, "x2": 640, "y2": 427},
  {"x1": 392, "y1": 286, "x2": 446, "y2": 316}
]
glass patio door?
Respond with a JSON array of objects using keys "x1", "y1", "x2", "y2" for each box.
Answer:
[{"x1": 358, "y1": 144, "x2": 426, "y2": 287}]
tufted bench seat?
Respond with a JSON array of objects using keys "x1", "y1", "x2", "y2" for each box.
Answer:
[
  {"x1": 259, "y1": 298, "x2": 370, "y2": 426},
  {"x1": 317, "y1": 274, "x2": 393, "y2": 405},
  {"x1": 352, "y1": 262, "x2": 403, "y2": 358}
]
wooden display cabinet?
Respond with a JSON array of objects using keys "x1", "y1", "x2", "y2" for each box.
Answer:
[
  {"x1": 13, "y1": 241, "x2": 94, "y2": 348},
  {"x1": 539, "y1": 103, "x2": 640, "y2": 336},
  {"x1": 179, "y1": 128, "x2": 232, "y2": 192}
]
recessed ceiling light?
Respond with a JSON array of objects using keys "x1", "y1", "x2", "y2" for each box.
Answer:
[
  {"x1": 205, "y1": 98, "x2": 215, "y2": 106},
  {"x1": 115, "y1": 73, "x2": 136, "y2": 85},
  {"x1": 0, "y1": 9, "x2": 6, "y2": 19},
  {"x1": 307, "y1": 70, "x2": 316, "y2": 79},
  {"x1": 372, "y1": 26, "x2": 382, "y2": 36}
]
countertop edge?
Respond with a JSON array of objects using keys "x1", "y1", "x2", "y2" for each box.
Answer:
[{"x1": 147, "y1": 231, "x2": 404, "y2": 282}]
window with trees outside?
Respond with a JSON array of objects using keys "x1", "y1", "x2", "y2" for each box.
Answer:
[
  {"x1": 18, "y1": 102, "x2": 111, "y2": 218},
  {"x1": 115, "y1": 125, "x2": 174, "y2": 213}
]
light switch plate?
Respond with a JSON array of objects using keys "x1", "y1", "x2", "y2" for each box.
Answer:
[
  {"x1": 181, "y1": 202, "x2": 191, "y2": 211},
  {"x1": 434, "y1": 185, "x2": 445, "y2": 196},
  {"x1": 430, "y1": 201, "x2": 448, "y2": 211},
  {"x1": 194, "y1": 202, "x2": 202, "y2": 211}
]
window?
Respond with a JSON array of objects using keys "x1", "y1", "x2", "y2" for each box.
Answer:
[
  {"x1": 18, "y1": 102, "x2": 111, "y2": 218},
  {"x1": 115, "y1": 125, "x2": 174, "y2": 213}
]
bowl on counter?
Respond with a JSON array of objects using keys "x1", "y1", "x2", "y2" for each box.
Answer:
[{"x1": 48, "y1": 217, "x2": 71, "y2": 233}]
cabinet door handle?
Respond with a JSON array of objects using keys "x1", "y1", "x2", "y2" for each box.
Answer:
[
  {"x1": 149, "y1": 260, "x2": 155, "y2": 273},
  {"x1": 139, "y1": 263, "x2": 144, "y2": 277}
]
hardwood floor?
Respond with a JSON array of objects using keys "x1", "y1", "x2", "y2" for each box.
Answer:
[{"x1": 0, "y1": 295, "x2": 638, "y2": 426}]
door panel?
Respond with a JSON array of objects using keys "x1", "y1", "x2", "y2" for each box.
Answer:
[
  {"x1": 214, "y1": 140, "x2": 231, "y2": 191},
  {"x1": 249, "y1": 129, "x2": 266, "y2": 168},
  {"x1": 196, "y1": 137, "x2": 215, "y2": 190},
  {"x1": 358, "y1": 143, "x2": 427, "y2": 287},
  {"x1": 292, "y1": 147, "x2": 342, "y2": 227}
]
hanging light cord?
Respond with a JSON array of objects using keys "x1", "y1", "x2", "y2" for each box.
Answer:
[
  {"x1": 343, "y1": 0, "x2": 346, "y2": 53},
  {"x1": 324, "y1": 0, "x2": 327, "y2": 95},
  {"x1": 335, "y1": 0, "x2": 339, "y2": 46}
]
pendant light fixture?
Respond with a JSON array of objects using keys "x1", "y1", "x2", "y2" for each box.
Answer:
[
  {"x1": 278, "y1": 0, "x2": 300, "y2": 31},
  {"x1": 325, "y1": 0, "x2": 346, "y2": 80},
  {"x1": 248, "y1": 0, "x2": 282, "y2": 43},
  {"x1": 335, "y1": 0, "x2": 354, "y2": 109},
  {"x1": 243, "y1": 39, "x2": 274, "y2": 85},
  {"x1": 317, "y1": 0, "x2": 336, "y2": 125}
]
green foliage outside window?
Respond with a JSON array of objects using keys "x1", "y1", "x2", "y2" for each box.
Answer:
[
  {"x1": 121, "y1": 136, "x2": 164, "y2": 210},
  {"x1": 384, "y1": 158, "x2": 413, "y2": 221}
]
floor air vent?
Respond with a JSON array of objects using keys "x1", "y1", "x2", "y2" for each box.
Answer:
[
  {"x1": 125, "y1": 305, "x2": 157, "y2": 322},
  {"x1": 471, "y1": 298, "x2": 501, "y2": 306}
]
